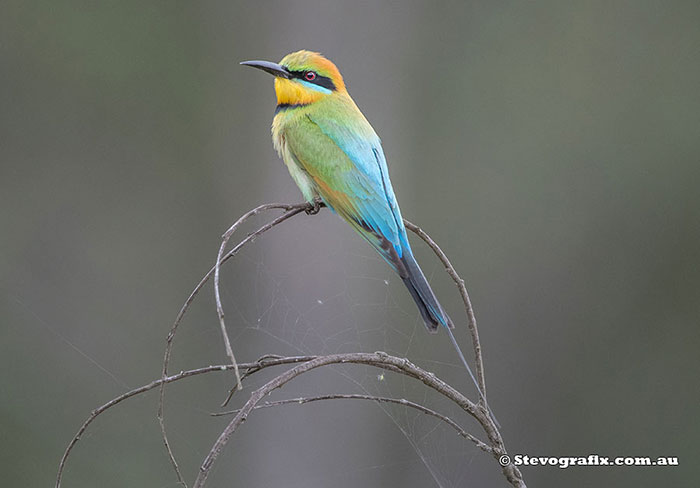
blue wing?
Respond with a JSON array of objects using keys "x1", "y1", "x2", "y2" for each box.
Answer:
[
  {"x1": 283, "y1": 98, "x2": 452, "y2": 331},
  {"x1": 306, "y1": 101, "x2": 409, "y2": 258}
]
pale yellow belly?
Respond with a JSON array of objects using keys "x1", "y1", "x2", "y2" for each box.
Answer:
[{"x1": 273, "y1": 129, "x2": 319, "y2": 203}]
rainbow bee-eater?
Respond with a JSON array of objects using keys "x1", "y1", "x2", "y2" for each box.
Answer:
[
  {"x1": 242, "y1": 51, "x2": 497, "y2": 419},
  {"x1": 241, "y1": 51, "x2": 495, "y2": 408},
  {"x1": 242, "y1": 50, "x2": 453, "y2": 333}
]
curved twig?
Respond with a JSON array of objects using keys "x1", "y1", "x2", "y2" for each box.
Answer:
[
  {"x1": 55, "y1": 201, "x2": 524, "y2": 488},
  {"x1": 212, "y1": 393, "x2": 494, "y2": 455},
  {"x1": 55, "y1": 354, "x2": 523, "y2": 488},
  {"x1": 193, "y1": 352, "x2": 523, "y2": 488},
  {"x1": 403, "y1": 220, "x2": 487, "y2": 403},
  {"x1": 55, "y1": 355, "x2": 316, "y2": 488},
  {"x1": 157, "y1": 202, "x2": 314, "y2": 486}
]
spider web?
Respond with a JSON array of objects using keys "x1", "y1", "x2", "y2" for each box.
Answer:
[{"x1": 210, "y1": 212, "x2": 488, "y2": 487}]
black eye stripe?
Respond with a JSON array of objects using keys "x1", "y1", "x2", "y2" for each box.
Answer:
[{"x1": 287, "y1": 69, "x2": 336, "y2": 91}]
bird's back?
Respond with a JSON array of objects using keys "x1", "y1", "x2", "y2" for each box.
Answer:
[{"x1": 273, "y1": 94, "x2": 407, "y2": 259}]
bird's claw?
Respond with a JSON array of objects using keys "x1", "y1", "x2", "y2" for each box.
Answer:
[{"x1": 305, "y1": 198, "x2": 324, "y2": 215}]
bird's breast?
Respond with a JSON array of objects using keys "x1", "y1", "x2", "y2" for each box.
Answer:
[
  {"x1": 271, "y1": 113, "x2": 285, "y2": 158},
  {"x1": 270, "y1": 111, "x2": 319, "y2": 203}
]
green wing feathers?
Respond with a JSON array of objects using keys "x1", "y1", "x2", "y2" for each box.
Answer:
[{"x1": 284, "y1": 115, "x2": 406, "y2": 273}]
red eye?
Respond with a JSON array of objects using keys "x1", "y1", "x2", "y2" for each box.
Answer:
[{"x1": 304, "y1": 71, "x2": 317, "y2": 81}]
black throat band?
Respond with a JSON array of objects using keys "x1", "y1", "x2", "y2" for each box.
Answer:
[{"x1": 275, "y1": 103, "x2": 308, "y2": 114}]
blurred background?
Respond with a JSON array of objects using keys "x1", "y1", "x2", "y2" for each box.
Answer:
[{"x1": 1, "y1": 1, "x2": 699, "y2": 486}]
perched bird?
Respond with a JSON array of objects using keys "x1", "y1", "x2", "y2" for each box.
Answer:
[
  {"x1": 241, "y1": 51, "x2": 498, "y2": 425},
  {"x1": 240, "y1": 52, "x2": 494, "y2": 407},
  {"x1": 241, "y1": 50, "x2": 453, "y2": 332}
]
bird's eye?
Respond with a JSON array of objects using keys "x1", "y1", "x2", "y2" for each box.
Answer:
[{"x1": 304, "y1": 71, "x2": 317, "y2": 81}]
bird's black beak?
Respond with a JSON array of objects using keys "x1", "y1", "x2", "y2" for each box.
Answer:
[{"x1": 240, "y1": 60, "x2": 291, "y2": 79}]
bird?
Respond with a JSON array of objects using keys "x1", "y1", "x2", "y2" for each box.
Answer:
[
  {"x1": 241, "y1": 51, "x2": 487, "y2": 404},
  {"x1": 241, "y1": 50, "x2": 452, "y2": 331}
]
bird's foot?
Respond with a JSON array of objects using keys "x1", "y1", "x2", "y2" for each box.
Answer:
[{"x1": 305, "y1": 198, "x2": 325, "y2": 215}]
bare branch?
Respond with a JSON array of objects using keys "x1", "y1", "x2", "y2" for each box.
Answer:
[
  {"x1": 213, "y1": 393, "x2": 494, "y2": 455},
  {"x1": 212, "y1": 202, "x2": 325, "y2": 391},
  {"x1": 55, "y1": 353, "x2": 524, "y2": 488},
  {"x1": 157, "y1": 202, "x2": 315, "y2": 486},
  {"x1": 55, "y1": 355, "x2": 317, "y2": 488},
  {"x1": 192, "y1": 352, "x2": 523, "y2": 488},
  {"x1": 404, "y1": 220, "x2": 488, "y2": 404},
  {"x1": 214, "y1": 234, "x2": 243, "y2": 391},
  {"x1": 56, "y1": 201, "x2": 525, "y2": 488}
]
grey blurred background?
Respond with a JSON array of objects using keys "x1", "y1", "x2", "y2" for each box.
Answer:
[{"x1": 1, "y1": 1, "x2": 699, "y2": 487}]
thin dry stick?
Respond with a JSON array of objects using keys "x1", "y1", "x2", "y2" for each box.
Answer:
[
  {"x1": 193, "y1": 352, "x2": 524, "y2": 488},
  {"x1": 219, "y1": 354, "x2": 297, "y2": 407},
  {"x1": 157, "y1": 202, "x2": 313, "y2": 486},
  {"x1": 404, "y1": 220, "x2": 487, "y2": 402},
  {"x1": 55, "y1": 353, "x2": 522, "y2": 488},
  {"x1": 213, "y1": 202, "x2": 325, "y2": 393},
  {"x1": 55, "y1": 355, "x2": 316, "y2": 488},
  {"x1": 55, "y1": 205, "x2": 520, "y2": 487},
  {"x1": 208, "y1": 211, "x2": 490, "y2": 410},
  {"x1": 212, "y1": 393, "x2": 494, "y2": 455},
  {"x1": 149, "y1": 202, "x2": 516, "y2": 486},
  {"x1": 213, "y1": 222, "x2": 246, "y2": 391}
]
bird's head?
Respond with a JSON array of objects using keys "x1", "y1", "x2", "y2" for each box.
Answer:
[{"x1": 241, "y1": 50, "x2": 346, "y2": 107}]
